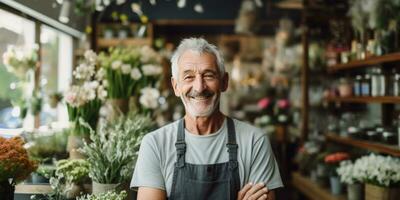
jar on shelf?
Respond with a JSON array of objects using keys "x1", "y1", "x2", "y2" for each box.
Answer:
[
  {"x1": 338, "y1": 78, "x2": 352, "y2": 97},
  {"x1": 393, "y1": 73, "x2": 400, "y2": 96}
]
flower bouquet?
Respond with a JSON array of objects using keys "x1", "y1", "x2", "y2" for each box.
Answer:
[
  {"x1": 324, "y1": 152, "x2": 350, "y2": 195},
  {"x1": 65, "y1": 50, "x2": 106, "y2": 135},
  {"x1": 337, "y1": 160, "x2": 364, "y2": 200},
  {"x1": 98, "y1": 46, "x2": 162, "y2": 114},
  {"x1": 353, "y1": 154, "x2": 400, "y2": 200},
  {"x1": 0, "y1": 137, "x2": 37, "y2": 200},
  {"x1": 2, "y1": 45, "x2": 38, "y2": 79}
]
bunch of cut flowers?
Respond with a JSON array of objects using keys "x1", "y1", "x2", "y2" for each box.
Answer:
[
  {"x1": 98, "y1": 46, "x2": 163, "y2": 111},
  {"x1": 64, "y1": 50, "x2": 106, "y2": 135}
]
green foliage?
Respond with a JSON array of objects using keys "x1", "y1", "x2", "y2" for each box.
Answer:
[
  {"x1": 55, "y1": 159, "x2": 90, "y2": 184},
  {"x1": 27, "y1": 129, "x2": 70, "y2": 162},
  {"x1": 80, "y1": 112, "x2": 153, "y2": 184},
  {"x1": 77, "y1": 190, "x2": 127, "y2": 200}
]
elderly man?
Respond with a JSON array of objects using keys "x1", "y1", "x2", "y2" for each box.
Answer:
[{"x1": 131, "y1": 38, "x2": 283, "y2": 200}]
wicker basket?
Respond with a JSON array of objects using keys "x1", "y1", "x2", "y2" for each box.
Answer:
[{"x1": 365, "y1": 183, "x2": 400, "y2": 200}]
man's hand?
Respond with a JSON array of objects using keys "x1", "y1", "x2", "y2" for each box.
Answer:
[{"x1": 237, "y1": 182, "x2": 270, "y2": 200}]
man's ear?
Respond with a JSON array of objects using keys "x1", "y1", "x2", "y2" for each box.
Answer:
[
  {"x1": 221, "y1": 72, "x2": 229, "y2": 92},
  {"x1": 171, "y1": 77, "x2": 180, "y2": 97}
]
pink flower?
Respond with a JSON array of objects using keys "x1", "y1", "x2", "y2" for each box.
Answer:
[
  {"x1": 257, "y1": 98, "x2": 271, "y2": 110},
  {"x1": 277, "y1": 99, "x2": 290, "y2": 109}
]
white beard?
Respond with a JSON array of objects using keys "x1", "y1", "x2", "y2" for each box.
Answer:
[{"x1": 180, "y1": 94, "x2": 219, "y2": 117}]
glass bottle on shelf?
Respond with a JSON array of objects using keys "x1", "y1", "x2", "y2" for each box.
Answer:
[
  {"x1": 354, "y1": 75, "x2": 362, "y2": 96},
  {"x1": 361, "y1": 74, "x2": 371, "y2": 96},
  {"x1": 377, "y1": 68, "x2": 386, "y2": 96},
  {"x1": 394, "y1": 73, "x2": 400, "y2": 96},
  {"x1": 371, "y1": 68, "x2": 379, "y2": 97}
]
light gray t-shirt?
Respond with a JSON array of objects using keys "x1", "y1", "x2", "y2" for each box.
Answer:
[{"x1": 130, "y1": 118, "x2": 283, "y2": 196}]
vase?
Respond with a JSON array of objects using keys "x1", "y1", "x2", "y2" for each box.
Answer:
[
  {"x1": 92, "y1": 181, "x2": 120, "y2": 194},
  {"x1": 365, "y1": 183, "x2": 400, "y2": 200},
  {"x1": 65, "y1": 183, "x2": 83, "y2": 199},
  {"x1": 348, "y1": 183, "x2": 364, "y2": 200},
  {"x1": 0, "y1": 181, "x2": 15, "y2": 200},
  {"x1": 329, "y1": 176, "x2": 343, "y2": 195}
]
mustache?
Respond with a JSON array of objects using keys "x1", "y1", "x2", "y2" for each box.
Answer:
[{"x1": 186, "y1": 90, "x2": 215, "y2": 98}]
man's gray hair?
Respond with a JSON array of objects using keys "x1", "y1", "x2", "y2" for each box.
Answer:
[{"x1": 170, "y1": 37, "x2": 225, "y2": 79}]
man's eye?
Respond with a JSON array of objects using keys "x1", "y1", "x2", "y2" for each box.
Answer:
[
  {"x1": 184, "y1": 76, "x2": 194, "y2": 80},
  {"x1": 204, "y1": 74, "x2": 216, "y2": 79}
]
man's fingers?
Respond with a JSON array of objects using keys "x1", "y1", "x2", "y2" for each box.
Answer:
[
  {"x1": 243, "y1": 182, "x2": 265, "y2": 200},
  {"x1": 250, "y1": 187, "x2": 268, "y2": 200},
  {"x1": 238, "y1": 183, "x2": 253, "y2": 200},
  {"x1": 257, "y1": 194, "x2": 268, "y2": 200}
]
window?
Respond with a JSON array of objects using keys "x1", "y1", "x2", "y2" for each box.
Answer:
[
  {"x1": 40, "y1": 25, "x2": 73, "y2": 127},
  {"x1": 0, "y1": 9, "x2": 35, "y2": 131},
  {"x1": 0, "y1": 8, "x2": 73, "y2": 135}
]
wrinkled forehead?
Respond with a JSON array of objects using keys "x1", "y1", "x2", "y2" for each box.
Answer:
[{"x1": 177, "y1": 50, "x2": 219, "y2": 73}]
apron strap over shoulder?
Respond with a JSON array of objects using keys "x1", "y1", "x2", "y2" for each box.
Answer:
[
  {"x1": 175, "y1": 119, "x2": 186, "y2": 168},
  {"x1": 226, "y1": 118, "x2": 238, "y2": 170}
]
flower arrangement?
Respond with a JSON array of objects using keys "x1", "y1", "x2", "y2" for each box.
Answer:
[
  {"x1": 80, "y1": 112, "x2": 153, "y2": 184},
  {"x1": 324, "y1": 152, "x2": 350, "y2": 176},
  {"x1": 336, "y1": 160, "x2": 363, "y2": 185},
  {"x1": 2, "y1": 45, "x2": 38, "y2": 79},
  {"x1": 0, "y1": 137, "x2": 37, "y2": 183},
  {"x1": 65, "y1": 50, "x2": 106, "y2": 135},
  {"x1": 275, "y1": 99, "x2": 291, "y2": 124},
  {"x1": 55, "y1": 159, "x2": 90, "y2": 184},
  {"x1": 353, "y1": 154, "x2": 400, "y2": 187},
  {"x1": 98, "y1": 46, "x2": 162, "y2": 110},
  {"x1": 77, "y1": 190, "x2": 127, "y2": 200},
  {"x1": 36, "y1": 164, "x2": 56, "y2": 179}
]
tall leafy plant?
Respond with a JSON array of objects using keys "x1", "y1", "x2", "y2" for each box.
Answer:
[{"x1": 80, "y1": 112, "x2": 153, "y2": 184}]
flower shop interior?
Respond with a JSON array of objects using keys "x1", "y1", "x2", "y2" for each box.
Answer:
[{"x1": 1, "y1": 0, "x2": 400, "y2": 200}]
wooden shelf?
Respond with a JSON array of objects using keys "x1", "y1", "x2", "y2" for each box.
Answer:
[
  {"x1": 291, "y1": 172, "x2": 346, "y2": 200},
  {"x1": 326, "y1": 133, "x2": 400, "y2": 157},
  {"x1": 325, "y1": 96, "x2": 400, "y2": 104},
  {"x1": 15, "y1": 184, "x2": 52, "y2": 194},
  {"x1": 327, "y1": 52, "x2": 400, "y2": 73},
  {"x1": 97, "y1": 38, "x2": 152, "y2": 48}
]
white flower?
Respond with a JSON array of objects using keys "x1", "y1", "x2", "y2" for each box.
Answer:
[
  {"x1": 142, "y1": 64, "x2": 162, "y2": 76},
  {"x1": 73, "y1": 63, "x2": 95, "y2": 80},
  {"x1": 96, "y1": 68, "x2": 106, "y2": 80},
  {"x1": 121, "y1": 64, "x2": 132, "y2": 75},
  {"x1": 97, "y1": 85, "x2": 108, "y2": 100},
  {"x1": 140, "y1": 46, "x2": 158, "y2": 63},
  {"x1": 84, "y1": 50, "x2": 97, "y2": 65},
  {"x1": 130, "y1": 68, "x2": 142, "y2": 80},
  {"x1": 111, "y1": 60, "x2": 122, "y2": 70},
  {"x1": 139, "y1": 87, "x2": 160, "y2": 109}
]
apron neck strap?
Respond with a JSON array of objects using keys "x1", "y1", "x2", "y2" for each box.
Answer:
[
  {"x1": 175, "y1": 119, "x2": 186, "y2": 168},
  {"x1": 226, "y1": 118, "x2": 238, "y2": 170}
]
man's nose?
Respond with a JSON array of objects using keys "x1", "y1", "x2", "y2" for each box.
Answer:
[{"x1": 193, "y1": 76, "x2": 206, "y2": 92}]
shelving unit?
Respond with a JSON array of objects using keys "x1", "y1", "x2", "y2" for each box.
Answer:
[
  {"x1": 327, "y1": 52, "x2": 400, "y2": 73},
  {"x1": 291, "y1": 172, "x2": 346, "y2": 200},
  {"x1": 325, "y1": 96, "x2": 400, "y2": 104},
  {"x1": 96, "y1": 23, "x2": 153, "y2": 50},
  {"x1": 326, "y1": 133, "x2": 400, "y2": 157}
]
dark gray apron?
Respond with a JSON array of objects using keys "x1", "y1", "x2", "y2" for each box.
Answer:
[{"x1": 169, "y1": 117, "x2": 241, "y2": 200}]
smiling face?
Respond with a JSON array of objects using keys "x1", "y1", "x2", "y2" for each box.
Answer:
[{"x1": 172, "y1": 50, "x2": 228, "y2": 117}]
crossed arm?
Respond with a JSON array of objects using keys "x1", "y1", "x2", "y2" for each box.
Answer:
[{"x1": 137, "y1": 182, "x2": 275, "y2": 200}]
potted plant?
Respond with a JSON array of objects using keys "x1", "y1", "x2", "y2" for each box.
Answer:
[
  {"x1": 55, "y1": 159, "x2": 90, "y2": 199},
  {"x1": 0, "y1": 137, "x2": 37, "y2": 200},
  {"x1": 353, "y1": 154, "x2": 400, "y2": 200},
  {"x1": 77, "y1": 190, "x2": 127, "y2": 200},
  {"x1": 2, "y1": 45, "x2": 38, "y2": 80},
  {"x1": 32, "y1": 164, "x2": 56, "y2": 184},
  {"x1": 324, "y1": 152, "x2": 350, "y2": 195},
  {"x1": 80, "y1": 112, "x2": 153, "y2": 194},
  {"x1": 337, "y1": 160, "x2": 364, "y2": 200}
]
